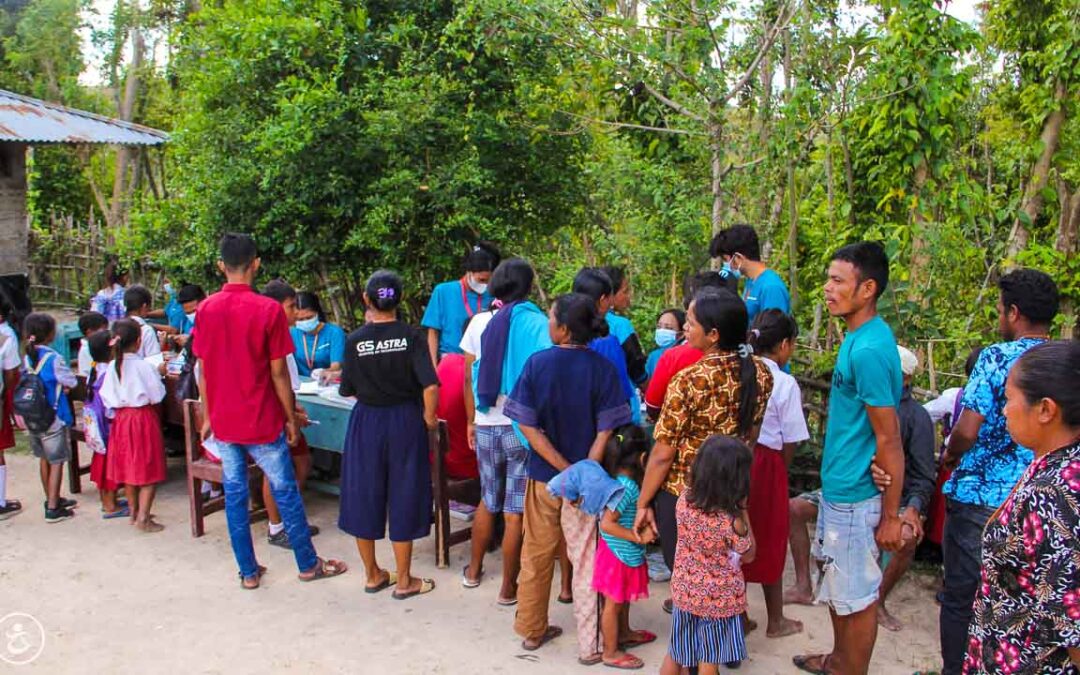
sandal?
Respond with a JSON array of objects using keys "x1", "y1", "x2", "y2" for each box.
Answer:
[
  {"x1": 603, "y1": 653, "x2": 644, "y2": 670},
  {"x1": 298, "y1": 558, "x2": 348, "y2": 582},
  {"x1": 462, "y1": 564, "x2": 483, "y2": 589},
  {"x1": 619, "y1": 630, "x2": 657, "y2": 649},
  {"x1": 364, "y1": 570, "x2": 399, "y2": 594},
  {"x1": 102, "y1": 505, "x2": 131, "y2": 520},
  {"x1": 497, "y1": 596, "x2": 518, "y2": 607},
  {"x1": 392, "y1": 577, "x2": 435, "y2": 600},
  {"x1": 578, "y1": 653, "x2": 603, "y2": 666},
  {"x1": 239, "y1": 565, "x2": 268, "y2": 590},
  {"x1": 557, "y1": 593, "x2": 573, "y2": 604},
  {"x1": 521, "y1": 625, "x2": 562, "y2": 651},
  {"x1": 793, "y1": 653, "x2": 832, "y2": 675}
]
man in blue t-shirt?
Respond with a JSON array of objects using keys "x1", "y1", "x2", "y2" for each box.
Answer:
[
  {"x1": 937, "y1": 268, "x2": 1059, "y2": 675},
  {"x1": 709, "y1": 224, "x2": 791, "y2": 322},
  {"x1": 793, "y1": 241, "x2": 905, "y2": 675}
]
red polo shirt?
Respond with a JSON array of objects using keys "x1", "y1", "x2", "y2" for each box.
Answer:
[
  {"x1": 644, "y1": 343, "x2": 704, "y2": 408},
  {"x1": 193, "y1": 283, "x2": 295, "y2": 444}
]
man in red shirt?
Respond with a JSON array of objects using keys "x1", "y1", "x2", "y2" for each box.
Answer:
[{"x1": 194, "y1": 233, "x2": 347, "y2": 589}]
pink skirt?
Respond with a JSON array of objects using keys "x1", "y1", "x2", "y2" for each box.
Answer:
[
  {"x1": 592, "y1": 536, "x2": 649, "y2": 603},
  {"x1": 106, "y1": 405, "x2": 165, "y2": 486}
]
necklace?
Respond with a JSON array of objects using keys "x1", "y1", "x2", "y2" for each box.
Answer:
[{"x1": 1016, "y1": 333, "x2": 1050, "y2": 340}]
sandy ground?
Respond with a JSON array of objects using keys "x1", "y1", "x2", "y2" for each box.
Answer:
[{"x1": 1, "y1": 447, "x2": 944, "y2": 674}]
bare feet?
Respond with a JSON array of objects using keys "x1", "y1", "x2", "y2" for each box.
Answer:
[
  {"x1": 766, "y1": 617, "x2": 804, "y2": 638},
  {"x1": 877, "y1": 605, "x2": 903, "y2": 632},
  {"x1": 743, "y1": 616, "x2": 758, "y2": 633},
  {"x1": 783, "y1": 585, "x2": 815, "y2": 606}
]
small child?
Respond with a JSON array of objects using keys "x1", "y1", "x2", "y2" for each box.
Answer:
[
  {"x1": 663, "y1": 435, "x2": 755, "y2": 675},
  {"x1": 594, "y1": 424, "x2": 657, "y2": 669},
  {"x1": 0, "y1": 316, "x2": 23, "y2": 520},
  {"x1": 20, "y1": 313, "x2": 80, "y2": 523},
  {"x1": 99, "y1": 318, "x2": 167, "y2": 533},
  {"x1": 122, "y1": 285, "x2": 164, "y2": 362},
  {"x1": 76, "y1": 311, "x2": 109, "y2": 378},
  {"x1": 83, "y1": 331, "x2": 128, "y2": 519}
]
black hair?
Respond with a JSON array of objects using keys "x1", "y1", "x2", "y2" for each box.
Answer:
[
  {"x1": 552, "y1": 293, "x2": 607, "y2": 345},
  {"x1": 692, "y1": 289, "x2": 759, "y2": 436},
  {"x1": 77, "y1": 311, "x2": 109, "y2": 337},
  {"x1": 601, "y1": 266, "x2": 626, "y2": 294},
  {"x1": 1012, "y1": 341, "x2": 1080, "y2": 427},
  {"x1": 85, "y1": 331, "x2": 114, "y2": 404},
  {"x1": 177, "y1": 284, "x2": 206, "y2": 305},
  {"x1": 964, "y1": 346, "x2": 983, "y2": 378},
  {"x1": 262, "y1": 279, "x2": 296, "y2": 304},
  {"x1": 124, "y1": 285, "x2": 152, "y2": 314},
  {"x1": 463, "y1": 242, "x2": 501, "y2": 273},
  {"x1": 295, "y1": 292, "x2": 326, "y2": 322},
  {"x1": 220, "y1": 232, "x2": 257, "y2": 271},
  {"x1": 110, "y1": 318, "x2": 141, "y2": 383},
  {"x1": 687, "y1": 435, "x2": 752, "y2": 517},
  {"x1": 831, "y1": 241, "x2": 890, "y2": 299},
  {"x1": 573, "y1": 267, "x2": 614, "y2": 302},
  {"x1": 489, "y1": 258, "x2": 534, "y2": 303},
  {"x1": 602, "y1": 424, "x2": 649, "y2": 485},
  {"x1": 102, "y1": 260, "x2": 127, "y2": 287},
  {"x1": 658, "y1": 308, "x2": 686, "y2": 330},
  {"x1": 366, "y1": 270, "x2": 404, "y2": 312},
  {"x1": 22, "y1": 312, "x2": 57, "y2": 367},
  {"x1": 748, "y1": 309, "x2": 798, "y2": 355},
  {"x1": 683, "y1": 270, "x2": 737, "y2": 308},
  {"x1": 709, "y1": 224, "x2": 761, "y2": 261},
  {"x1": 998, "y1": 268, "x2": 1059, "y2": 326}
]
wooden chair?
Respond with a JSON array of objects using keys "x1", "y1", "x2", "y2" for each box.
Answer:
[
  {"x1": 66, "y1": 381, "x2": 91, "y2": 494},
  {"x1": 431, "y1": 420, "x2": 481, "y2": 568},
  {"x1": 182, "y1": 399, "x2": 267, "y2": 537}
]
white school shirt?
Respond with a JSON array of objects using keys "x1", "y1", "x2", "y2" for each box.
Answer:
[
  {"x1": 459, "y1": 310, "x2": 511, "y2": 426},
  {"x1": 77, "y1": 339, "x2": 93, "y2": 378},
  {"x1": 756, "y1": 357, "x2": 810, "y2": 452},
  {"x1": 99, "y1": 355, "x2": 166, "y2": 409},
  {"x1": 131, "y1": 316, "x2": 162, "y2": 359},
  {"x1": 286, "y1": 353, "x2": 301, "y2": 392},
  {"x1": 0, "y1": 322, "x2": 16, "y2": 344},
  {"x1": 0, "y1": 334, "x2": 19, "y2": 395}
]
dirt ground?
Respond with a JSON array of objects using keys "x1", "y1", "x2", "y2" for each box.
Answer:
[{"x1": 1, "y1": 446, "x2": 944, "y2": 674}]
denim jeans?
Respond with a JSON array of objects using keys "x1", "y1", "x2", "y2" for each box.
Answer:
[
  {"x1": 940, "y1": 498, "x2": 996, "y2": 675},
  {"x1": 219, "y1": 434, "x2": 317, "y2": 578},
  {"x1": 812, "y1": 495, "x2": 882, "y2": 616}
]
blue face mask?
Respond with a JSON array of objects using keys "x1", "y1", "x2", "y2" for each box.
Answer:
[
  {"x1": 296, "y1": 317, "x2": 320, "y2": 333},
  {"x1": 654, "y1": 328, "x2": 678, "y2": 349},
  {"x1": 722, "y1": 259, "x2": 742, "y2": 280}
]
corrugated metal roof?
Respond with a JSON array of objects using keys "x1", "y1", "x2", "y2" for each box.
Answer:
[{"x1": 0, "y1": 88, "x2": 168, "y2": 146}]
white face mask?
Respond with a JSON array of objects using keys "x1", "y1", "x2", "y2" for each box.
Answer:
[
  {"x1": 295, "y1": 317, "x2": 320, "y2": 333},
  {"x1": 467, "y1": 275, "x2": 488, "y2": 295},
  {"x1": 185, "y1": 312, "x2": 196, "y2": 324}
]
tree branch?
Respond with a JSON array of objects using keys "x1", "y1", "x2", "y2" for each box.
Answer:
[
  {"x1": 722, "y1": 0, "x2": 794, "y2": 105},
  {"x1": 641, "y1": 82, "x2": 705, "y2": 121},
  {"x1": 557, "y1": 110, "x2": 705, "y2": 136}
]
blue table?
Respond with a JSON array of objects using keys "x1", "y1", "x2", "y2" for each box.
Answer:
[
  {"x1": 50, "y1": 322, "x2": 83, "y2": 365},
  {"x1": 295, "y1": 389, "x2": 354, "y2": 495}
]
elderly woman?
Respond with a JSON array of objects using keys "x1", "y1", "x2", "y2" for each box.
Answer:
[{"x1": 965, "y1": 340, "x2": 1080, "y2": 673}]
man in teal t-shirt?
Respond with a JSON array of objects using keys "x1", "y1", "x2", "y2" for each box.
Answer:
[
  {"x1": 793, "y1": 241, "x2": 905, "y2": 675},
  {"x1": 709, "y1": 224, "x2": 792, "y2": 323}
]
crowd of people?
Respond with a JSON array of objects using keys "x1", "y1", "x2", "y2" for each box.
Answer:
[{"x1": 0, "y1": 225, "x2": 1077, "y2": 674}]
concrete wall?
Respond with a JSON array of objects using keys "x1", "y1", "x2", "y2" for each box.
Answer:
[{"x1": 0, "y1": 143, "x2": 27, "y2": 275}]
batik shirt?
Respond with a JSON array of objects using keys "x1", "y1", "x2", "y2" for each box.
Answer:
[
  {"x1": 965, "y1": 439, "x2": 1080, "y2": 675},
  {"x1": 944, "y1": 338, "x2": 1046, "y2": 507}
]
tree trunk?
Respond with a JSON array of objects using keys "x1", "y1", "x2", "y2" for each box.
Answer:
[
  {"x1": 909, "y1": 160, "x2": 930, "y2": 301},
  {"x1": 841, "y1": 133, "x2": 856, "y2": 226},
  {"x1": 110, "y1": 26, "x2": 144, "y2": 229},
  {"x1": 1057, "y1": 178, "x2": 1080, "y2": 339},
  {"x1": 1007, "y1": 79, "x2": 1068, "y2": 258},
  {"x1": 709, "y1": 102, "x2": 725, "y2": 244}
]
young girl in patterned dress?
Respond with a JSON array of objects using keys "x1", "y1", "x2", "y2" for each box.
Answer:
[{"x1": 663, "y1": 435, "x2": 755, "y2": 675}]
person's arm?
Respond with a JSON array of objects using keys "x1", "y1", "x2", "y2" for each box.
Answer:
[
  {"x1": 867, "y1": 404, "x2": 905, "y2": 552},
  {"x1": 463, "y1": 352, "x2": 477, "y2": 451},
  {"x1": 587, "y1": 429, "x2": 613, "y2": 463},
  {"x1": 518, "y1": 423, "x2": 570, "y2": 473},
  {"x1": 1070, "y1": 648, "x2": 1080, "y2": 668},
  {"x1": 52, "y1": 354, "x2": 78, "y2": 389},
  {"x1": 781, "y1": 442, "x2": 798, "y2": 469},
  {"x1": 942, "y1": 408, "x2": 983, "y2": 470},
  {"x1": 600, "y1": 507, "x2": 645, "y2": 544},
  {"x1": 270, "y1": 357, "x2": 298, "y2": 446},
  {"x1": 422, "y1": 384, "x2": 438, "y2": 430},
  {"x1": 903, "y1": 409, "x2": 937, "y2": 522},
  {"x1": 197, "y1": 359, "x2": 212, "y2": 439},
  {"x1": 427, "y1": 329, "x2": 440, "y2": 367},
  {"x1": 326, "y1": 325, "x2": 344, "y2": 372}
]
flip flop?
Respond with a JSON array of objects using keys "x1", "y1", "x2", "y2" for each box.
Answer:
[
  {"x1": 497, "y1": 596, "x2": 518, "y2": 607},
  {"x1": 603, "y1": 653, "x2": 644, "y2": 670},
  {"x1": 662, "y1": 598, "x2": 673, "y2": 614},
  {"x1": 557, "y1": 594, "x2": 573, "y2": 604},
  {"x1": 462, "y1": 564, "x2": 483, "y2": 589},
  {"x1": 102, "y1": 505, "x2": 131, "y2": 520},
  {"x1": 364, "y1": 571, "x2": 399, "y2": 594},
  {"x1": 239, "y1": 565, "x2": 268, "y2": 590},
  {"x1": 522, "y1": 625, "x2": 562, "y2": 651},
  {"x1": 619, "y1": 630, "x2": 657, "y2": 649},
  {"x1": 793, "y1": 654, "x2": 832, "y2": 675},
  {"x1": 298, "y1": 558, "x2": 348, "y2": 583},
  {"x1": 578, "y1": 653, "x2": 603, "y2": 666},
  {"x1": 392, "y1": 577, "x2": 435, "y2": 600}
]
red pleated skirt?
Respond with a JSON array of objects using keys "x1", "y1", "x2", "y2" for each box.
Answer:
[
  {"x1": 106, "y1": 405, "x2": 165, "y2": 486},
  {"x1": 91, "y1": 450, "x2": 121, "y2": 491},
  {"x1": 742, "y1": 444, "x2": 789, "y2": 585},
  {"x1": 0, "y1": 389, "x2": 14, "y2": 451}
]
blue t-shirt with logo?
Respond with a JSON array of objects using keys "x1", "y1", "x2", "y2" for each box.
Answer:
[
  {"x1": 290, "y1": 322, "x2": 346, "y2": 377},
  {"x1": 743, "y1": 269, "x2": 791, "y2": 323},
  {"x1": 821, "y1": 315, "x2": 902, "y2": 503},
  {"x1": 421, "y1": 279, "x2": 492, "y2": 357},
  {"x1": 943, "y1": 338, "x2": 1045, "y2": 508}
]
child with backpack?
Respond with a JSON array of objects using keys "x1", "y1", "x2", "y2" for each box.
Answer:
[
  {"x1": 83, "y1": 331, "x2": 128, "y2": 519},
  {"x1": 17, "y1": 313, "x2": 79, "y2": 523},
  {"x1": 99, "y1": 319, "x2": 167, "y2": 532},
  {"x1": 0, "y1": 322, "x2": 22, "y2": 520}
]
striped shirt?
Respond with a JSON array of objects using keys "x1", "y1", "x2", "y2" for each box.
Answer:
[{"x1": 600, "y1": 475, "x2": 645, "y2": 567}]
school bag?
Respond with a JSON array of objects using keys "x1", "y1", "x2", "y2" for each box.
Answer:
[{"x1": 13, "y1": 352, "x2": 59, "y2": 433}]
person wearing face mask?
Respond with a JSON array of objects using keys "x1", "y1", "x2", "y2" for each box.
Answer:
[
  {"x1": 645, "y1": 309, "x2": 685, "y2": 383},
  {"x1": 167, "y1": 285, "x2": 206, "y2": 347},
  {"x1": 422, "y1": 242, "x2": 499, "y2": 363},
  {"x1": 709, "y1": 224, "x2": 791, "y2": 324},
  {"x1": 290, "y1": 291, "x2": 346, "y2": 378}
]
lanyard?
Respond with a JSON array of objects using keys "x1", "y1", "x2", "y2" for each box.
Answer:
[
  {"x1": 301, "y1": 324, "x2": 323, "y2": 370},
  {"x1": 460, "y1": 278, "x2": 482, "y2": 318}
]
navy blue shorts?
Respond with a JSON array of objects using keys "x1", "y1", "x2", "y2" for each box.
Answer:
[{"x1": 338, "y1": 401, "x2": 432, "y2": 542}]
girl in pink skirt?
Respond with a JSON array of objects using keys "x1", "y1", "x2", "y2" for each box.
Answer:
[
  {"x1": 593, "y1": 425, "x2": 657, "y2": 669},
  {"x1": 100, "y1": 319, "x2": 166, "y2": 533}
]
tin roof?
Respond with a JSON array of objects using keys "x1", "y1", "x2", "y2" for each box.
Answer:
[{"x1": 0, "y1": 88, "x2": 168, "y2": 145}]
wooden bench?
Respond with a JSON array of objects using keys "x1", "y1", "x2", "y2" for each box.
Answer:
[
  {"x1": 66, "y1": 384, "x2": 91, "y2": 494},
  {"x1": 430, "y1": 420, "x2": 481, "y2": 568},
  {"x1": 182, "y1": 399, "x2": 267, "y2": 537}
]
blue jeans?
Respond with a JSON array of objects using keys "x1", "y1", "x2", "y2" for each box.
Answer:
[
  {"x1": 940, "y1": 498, "x2": 996, "y2": 675},
  {"x1": 219, "y1": 434, "x2": 317, "y2": 578},
  {"x1": 812, "y1": 495, "x2": 882, "y2": 616}
]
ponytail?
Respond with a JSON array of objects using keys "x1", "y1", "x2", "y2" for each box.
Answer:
[
  {"x1": 110, "y1": 319, "x2": 141, "y2": 383},
  {"x1": 22, "y1": 312, "x2": 57, "y2": 368},
  {"x1": 736, "y1": 352, "x2": 759, "y2": 437},
  {"x1": 85, "y1": 331, "x2": 113, "y2": 403}
]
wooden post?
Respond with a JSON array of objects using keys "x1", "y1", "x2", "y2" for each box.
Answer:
[{"x1": 927, "y1": 340, "x2": 938, "y2": 395}]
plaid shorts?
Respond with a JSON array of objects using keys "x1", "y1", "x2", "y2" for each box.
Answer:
[{"x1": 476, "y1": 425, "x2": 528, "y2": 515}]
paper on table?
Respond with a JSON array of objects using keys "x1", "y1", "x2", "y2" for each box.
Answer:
[
  {"x1": 145, "y1": 352, "x2": 165, "y2": 368},
  {"x1": 297, "y1": 381, "x2": 322, "y2": 395}
]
